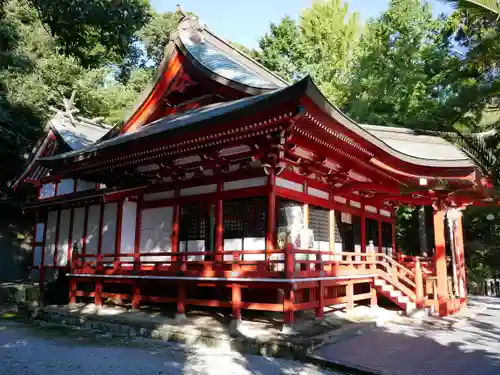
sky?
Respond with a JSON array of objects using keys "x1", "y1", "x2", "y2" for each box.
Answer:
[{"x1": 150, "y1": 0, "x2": 453, "y2": 49}]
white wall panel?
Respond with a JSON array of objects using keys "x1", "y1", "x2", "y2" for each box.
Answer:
[
  {"x1": 140, "y1": 207, "x2": 172, "y2": 262},
  {"x1": 180, "y1": 240, "x2": 205, "y2": 261},
  {"x1": 223, "y1": 238, "x2": 242, "y2": 261},
  {"x1": 35, "y1": 223, "x2": 45, "y2": 243},
  {"x1": 242, "y1": 237, "x2": 265, "y2": 261},
  {"x1": 57, "y1": 179, "x2": 74, "y2": 196},
  {"x1": 380, "y1": 209, "x2": 391, "y2": 217},
  {"x1": 101, "y1": 203, "x2": 118, "y2": 256},
  {"x1": 85, "y1": 205, "x2": 101, "y2": 255},
  {"x1": 77, "y1": 180, "x2": 96, "y2": 192},
  {"x1": 143, "y1": 191, "x2": 174, "y2": 201},
  {"x1": 39, "y1": 183, "x2": 56, "y2": 199},
  {"x1": 308, "y1": 187, "x2": 329, "y2": 200},
  {"x1": 33, "y1": 246, "x2": 43, "y2": 266},
  {"x1": 334, "y1": 196, "x2": 347, "y2": 204},
  {"x1": 276, "y1": 177, "x2": 303, "y2": 192},
  {"x1": 180, "y1": 184, "x2": 216, "y2": 196},
  {"x1": 223, "y1": 177, "x2": 266, "y2": 191},
  {"x1": 56, "y1": 209, "x2": 71, "y2": 266},
  {"x1": 43, "y1": 211, "x2": 57, "y2": 265},
  {"x1": 71, "y1": 207, "x2": 85, "y2": 256},
  {"x1": 120, "y1": 201, "x2": 137, "y2": 262}
]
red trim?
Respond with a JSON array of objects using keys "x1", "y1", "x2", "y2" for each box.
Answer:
[
  {"x1": 123, "y1": 51, "x2": 183, "y2": 133},
  {"x1": 115, "y1": 201, "x2": 124, "y2": 261}
]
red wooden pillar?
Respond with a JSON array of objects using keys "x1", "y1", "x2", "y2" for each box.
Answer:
[
  {"x1": 433, "y1": 209, "x2": 448, "y2": 315},
  {"x1": 360, "y1": 210, "x2": 366, "y2": 253},
  {"x1": 177, "y1": 283, "x2": 186, "y2": 318},
  {"x1": 377, "y1": 219, "x2": 383, "y2": 253},
  {"x1": 266, "y1": 169, "x2": 277, "y2": 259},
  {"x1": 232, "y1": 284, "x2": 242, "y2": 321},
  {"x1": 215, "y1": 182, "x2": 224, "y2": 263},
  {"x1": 69, "y1": 278, "x2": 77, "y2": 305},
  {"x1": 315, "y1": 280, "x2": 324, "y2": 319},
  {"x1": 95, "y1": 279, "x2": 103, "y2": 306},
  {"x1": 131, "y1": 281, "x2": 141, "y2": 310},
  {"x1": 283, "y1": 288, "x2": 295, "y2": 325},
  {"x1": 370, "y1": 282, "x2": 378, "y2": 307}
]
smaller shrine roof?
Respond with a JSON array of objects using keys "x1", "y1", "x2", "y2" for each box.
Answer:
[{"x1": 360, "y1": 124, "x2": 470, "y2": 162}]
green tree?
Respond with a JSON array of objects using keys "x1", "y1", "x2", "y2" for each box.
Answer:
[
  {"x1": 344, "y1": 0, "x2": 460, "y2": 127},
  {"x1": 256, "y1": 0, "x2": 361, "y2": 105}
]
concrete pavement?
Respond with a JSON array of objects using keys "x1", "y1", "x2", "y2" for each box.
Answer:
[{"x1": 314, "y1": 296, "x2": 500, "y2": 375}]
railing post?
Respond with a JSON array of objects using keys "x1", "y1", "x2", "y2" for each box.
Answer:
[
  {"x1": 285, "y1": 243, "x2": 295, "y2": 278},
  {"x1": 232, "y1": 251, "x2": 241, "y2": 276},
  {"x1": 415, "y1": 258, "x2": 424, "y2": 308}
]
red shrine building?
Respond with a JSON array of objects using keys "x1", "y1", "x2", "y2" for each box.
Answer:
[{"x1": 15, "y1": 14, "x2": 495, "y2": 323}]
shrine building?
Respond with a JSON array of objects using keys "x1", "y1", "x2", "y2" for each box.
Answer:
[{"x1": 15, "y1": 14, "x2": 495, "y2": 323}]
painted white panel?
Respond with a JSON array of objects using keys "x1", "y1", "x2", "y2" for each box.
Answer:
[
  {"x1": 57, "y1": 179, "x2": 74, "y2": 196},
  {"x1": 219, "y1": 145, "x2": 251, "y2": 157},
  {"x1": 350, "y1": 200, "x2": 361, "y2": 208},
  {"x1": 35, "y1": 223, "x2": 45, "y2": 243},
  {"x1": 180, "y1": 184, "x2": 217, "y2": 196},
  {"x1": 85, "y1": 205, "x2": 101, "y2": 255},
  {"x1": 143, "y1": 190, "x2": 175, "y2": 201},
  {"x1": 56, "y1": 209, "x2": 71, "y2": 266},
  {"x1": 224, "y1": 238, "x2": 243, "y2": 261},
  {"x1": 120, "y1": 201, "x2": 137, "y2": 262},
  {"x1": 140, "y1": 207, "x2": 172, "y2": 262},
  {"x1": 308, "y1": 187, "x2": 329, "y2": 200},
  {"x1": 76, "y1": 180, "x2": 96, "y2": 192},
  {"x1": 71, "y1": 207, "x2": 85, "y2": 256},
  {"x1": 39, "y1": 183, "x2": 56, "y2": 199},
  {"x1": 365, "y1": 205, "x2": 377, "y2": 213},
  {"x1": 223, "y1": 177, "x2": 266, "y2": 191},
  {"x1": 101, "y1": 203, "x2": 118, "y2": 255},
  {"x1": 180, "y1": 240, "x2": 205, "y2": 261},
  {"x1": 380, "y1": 209, "x2": 391, "y2": 217},
  {"x1": 333, "y1": 196, "x2": 347, "y2": 204},
  {"x1": 242, "y1": 237, "x2": 265, "y2": 261},
  {"x1": 33, "y1": 246, "x2": 43, "y2": 266},
  {"x1": 333, "y1": 242, "x2": 343, "y2": 261},
  {"x1": 43, "y1": 211, "x2": 57, "y2": 265},
  {"x1": 276, "y1": 177, "x2": 303, "y2": 192},
  {"x1": 175, "y1": 155, "x2": 201, "y2": 165}
]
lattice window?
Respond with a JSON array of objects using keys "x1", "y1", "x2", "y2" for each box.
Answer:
[
  {"x1": 224, "y1": 198, "x2": 266, "y2": 239},
  {"x1": 308, "y1": 206, "x2": 329, "y2": 242},
  {"x1": 180, "y1": 203, "x2": 209, "y2": 241}
]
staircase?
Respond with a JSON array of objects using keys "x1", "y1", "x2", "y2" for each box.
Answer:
[
  {"x1": 367, "y1": 253, "x2": 424, "y2": 315},
  {"x1": 374, "y1": 277, "x2": 417, "y2": 314}
]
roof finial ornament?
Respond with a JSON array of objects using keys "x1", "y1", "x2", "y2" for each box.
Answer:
[
  {"x1": 49, "y1": 90, "x2": 80, "y2": 127},
  {"x1": 176, "y1": 4, "x2": 188, "y2": 20}
]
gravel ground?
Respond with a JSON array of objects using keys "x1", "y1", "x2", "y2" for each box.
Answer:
[{"x1": 0, "y1": 320, "x2": 344, "y2": 375}]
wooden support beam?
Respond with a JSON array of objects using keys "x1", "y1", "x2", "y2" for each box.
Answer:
[
  {"x1": 232, "y1": 284, "x2": 242, "y2": 321},
  {"x1": 95, "y1": 279, "x2": 103, "y2": 306},
  {"x1": 346, "y1": 282, "x2": 354, "y2": 311},
  {"x1": 284, "y1": 288, "x2": 295, "y2": 325},
  {"x1": 69, "y1": 278, "x2": 77, "y2": 305},
  {"x1": 131, "y1": 281, "x2": 141, "y2": 310},
  {"x1": 433, "y1": 209, "x2": 448, "y2": 315},
  {"x1": 361, "y1": 209, "x2": 366, "y2": 253},
  {"x1": 316, "y1": 280, "x2": 324, "y2": 319},
  {"x1": 377, "y1": 219, "x2": 383, "y2": 254},
  {"x1": 215, "y1": 182, "x2": 223, "y2": 262},
  {"x1": 266, "y1": 169, "x2": 276, "y2": 259},
  {"x1": 177, "y1": 283, "x2": 186, "y2": 315},
  {"x1": 455, "y1": 213, "x2": 467, "y2": 298},
  {"x1": 370, "y1": 282, "x2": 378, "y2": 307}
]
